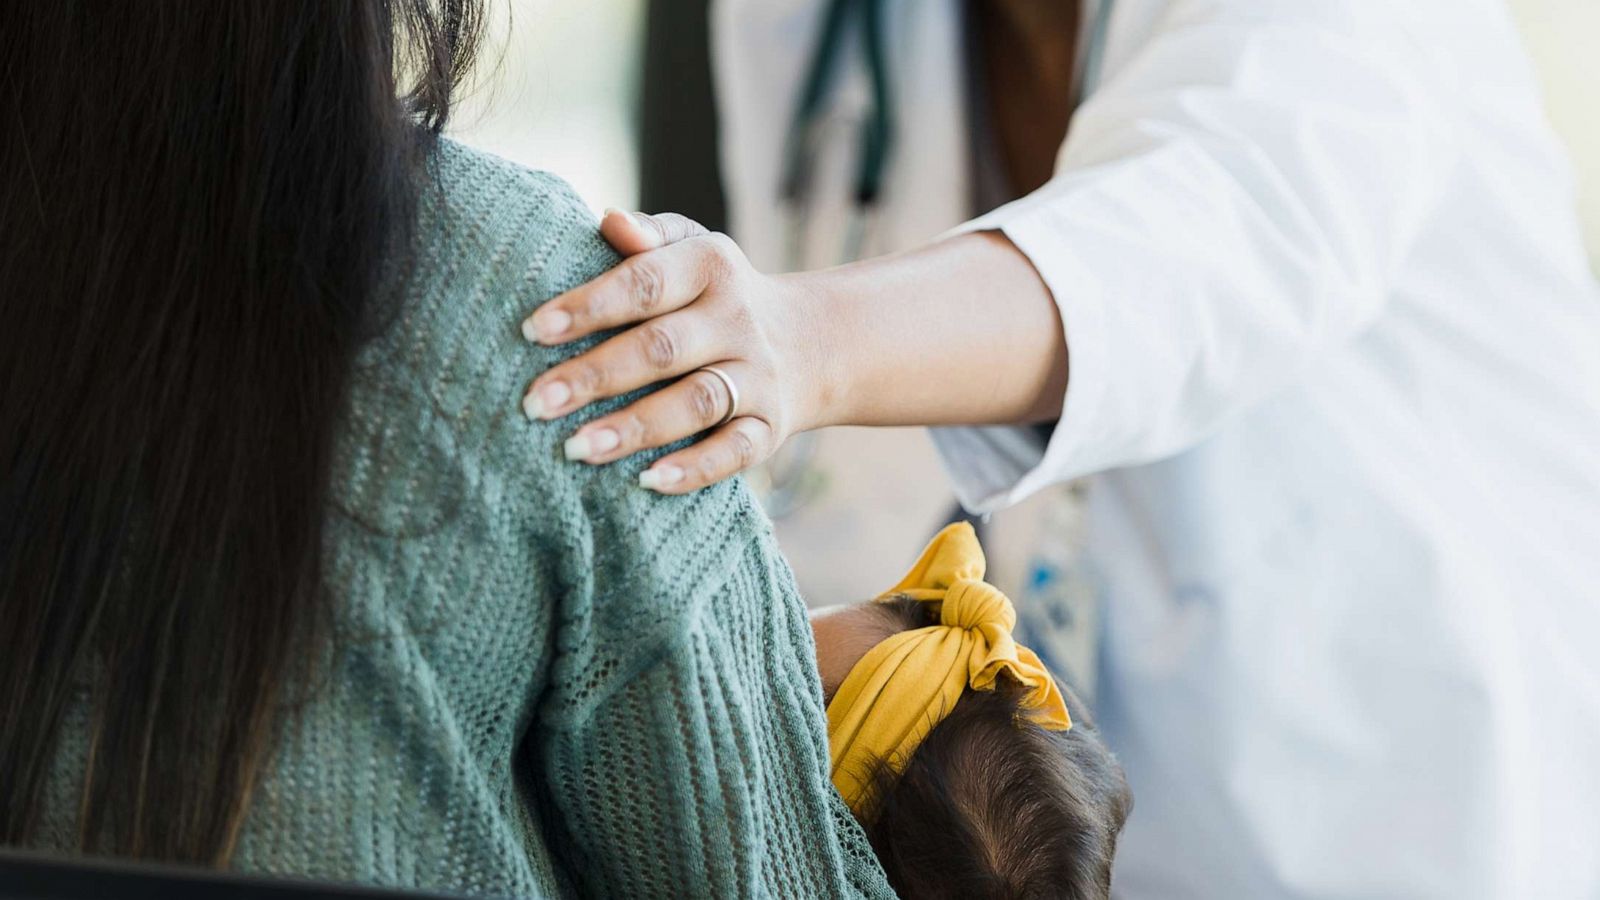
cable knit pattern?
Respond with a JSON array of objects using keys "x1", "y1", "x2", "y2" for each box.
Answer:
[{"x1": 32, "y1": 139, "x2": 893, "y2": 899}]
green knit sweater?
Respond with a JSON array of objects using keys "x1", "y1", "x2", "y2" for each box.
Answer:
[{"x1": 36, "y1": 140, "x2": 894, "y2": 899}]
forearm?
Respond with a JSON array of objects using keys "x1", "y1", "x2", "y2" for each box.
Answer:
[{"x1": 789, "y1": 231, "x2": 1068, "y2": 430}]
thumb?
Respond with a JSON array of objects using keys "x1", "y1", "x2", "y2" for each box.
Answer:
[{"x1": 600, "y1": 209, "x2": 710, "y2": 256}]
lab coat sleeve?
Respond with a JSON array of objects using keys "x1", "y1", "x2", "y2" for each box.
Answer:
[{"x1": 930, "y1": 1, "x2": 1454, "y2": 513}]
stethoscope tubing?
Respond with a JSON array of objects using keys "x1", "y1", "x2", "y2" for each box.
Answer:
[{"x1": 781, "y1": 0, "x2": 1116, "y2": 269}]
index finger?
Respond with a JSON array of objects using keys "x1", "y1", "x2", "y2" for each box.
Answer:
[{"x1": 521, "y1": 234, "x2": 727, "y2": 346}]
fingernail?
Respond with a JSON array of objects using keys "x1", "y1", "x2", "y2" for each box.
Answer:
[
  {"x1": 564, "y1": 428, "x2": 618, "y2": 461},
  {"x1": 613, "y1": 209, "x2": 653, "y2": 242},
  {"x1": 638, "y1": 465, "x2": 684, "y2": 491},
  {"x1": 528, "y1": 309, "x2": 571, "y2": 343},
  {"x1": 523, "y1": 381, "x2": 571, "y2": 420},
  {"x1": 538, "y1": 381, "x2": 571, "y2": 418}
]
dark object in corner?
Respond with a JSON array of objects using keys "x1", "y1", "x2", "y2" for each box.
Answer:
[{"x1": 0, "y1": 850, "x2": 464, "y2": 900}]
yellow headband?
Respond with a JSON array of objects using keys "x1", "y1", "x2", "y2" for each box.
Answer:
[{"x1": 825, "y1": 522, "x2": 1072, "y2": 815}]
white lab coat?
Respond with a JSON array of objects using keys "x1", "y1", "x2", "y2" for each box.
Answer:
[{"x1": 713, "y1": 0, "x2": 1600, "y2": 897}]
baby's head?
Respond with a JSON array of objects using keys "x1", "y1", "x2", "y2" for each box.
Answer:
[{"x1": 810, "y1": 530, "x2": 1131, "y2": 899}]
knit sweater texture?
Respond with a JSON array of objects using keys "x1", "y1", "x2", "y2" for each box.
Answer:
[{"x1": 35, "y1": 139, "x2": 895, "y2": 899}]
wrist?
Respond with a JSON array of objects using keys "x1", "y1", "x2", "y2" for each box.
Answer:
[
  {"x1": 772, "y1": 233, "x2": 1067, "y2": 430},
  {"x1": 775, "y1": 270, "x2": 854, "y2": 432}
]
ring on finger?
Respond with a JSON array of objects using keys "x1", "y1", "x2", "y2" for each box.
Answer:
[{"x1": 698, "y1": 365, "x2": 739, "y2": 427}]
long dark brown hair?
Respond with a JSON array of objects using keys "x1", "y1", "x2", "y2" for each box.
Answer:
[{"x1": 1, "y1": 1, "x2": 482, "y2": 864}]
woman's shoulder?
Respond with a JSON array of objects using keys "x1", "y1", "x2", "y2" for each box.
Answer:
[
  {"x1": 424, "y1": 137, "x2": 588, "y2": 232},
  {"x1": 336, "y1": 139, "x2": 617, "y2": 527},
  {"x1": 414, "y1": 138, "x2": 617, "y2": 318},
  {"x1": 359, "y1": 137, "x2": 616, "y2": 439}
]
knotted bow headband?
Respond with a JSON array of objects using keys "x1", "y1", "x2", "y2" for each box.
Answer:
[{"x1": 825, "y1": 522, "x2": 1072, "y2": 815}]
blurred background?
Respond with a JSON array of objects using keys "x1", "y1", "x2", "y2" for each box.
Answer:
[{"x1": 449, "y1": 0, "x2": 1600, "y2": 609}]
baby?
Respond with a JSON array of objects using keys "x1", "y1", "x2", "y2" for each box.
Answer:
[{"x1": 809, "y1": 523, "x2": 1131, "y2": 900}]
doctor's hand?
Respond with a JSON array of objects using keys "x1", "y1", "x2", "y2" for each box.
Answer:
[
  {"x1": 520, "y1": 211, "x2": 832, "y2": 494},
  {"x1": 520, "y1": 210, "x2": 1067, "y2": 493}
]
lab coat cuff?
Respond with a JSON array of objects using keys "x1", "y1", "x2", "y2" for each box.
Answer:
[{"x1": 928, "y1": 204, "x2": 1111, "y2": 514}]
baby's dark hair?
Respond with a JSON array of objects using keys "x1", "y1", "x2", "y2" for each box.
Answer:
[{"x1": 855, "y1": 596, "x2": 1132, "y2": 900}]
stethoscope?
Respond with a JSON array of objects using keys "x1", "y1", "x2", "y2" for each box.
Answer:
[
  {"x1": 756, "y1": 0, "x2": 1116, "y2": 522},
  {"x1": 779, "y1": 0, "x2": 1117, "y2": 270}
]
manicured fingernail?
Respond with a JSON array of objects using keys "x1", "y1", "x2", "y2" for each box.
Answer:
[
  {"x1": 564, "y1": 428, "x2": 618, "y2": 461},
  {"x1": 523, "y1": 381, "x2": 571, "y2": 420},
  {"x1": 527, "y1": 309, "x2": 571, "y2": 343},
  {"x1": 607, "y1": 208, "x2": 655, "y2": 243},
  {"x1": 538, "y1": 381, "x2": 571, "y2": 418},
  {"x1": 638, "y1": 465, "x2": 684, "y2": 491}
]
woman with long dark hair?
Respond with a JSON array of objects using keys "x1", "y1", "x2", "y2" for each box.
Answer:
[{"x1": 0, "y1": 4, "x2": 893, "y2": 896}]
